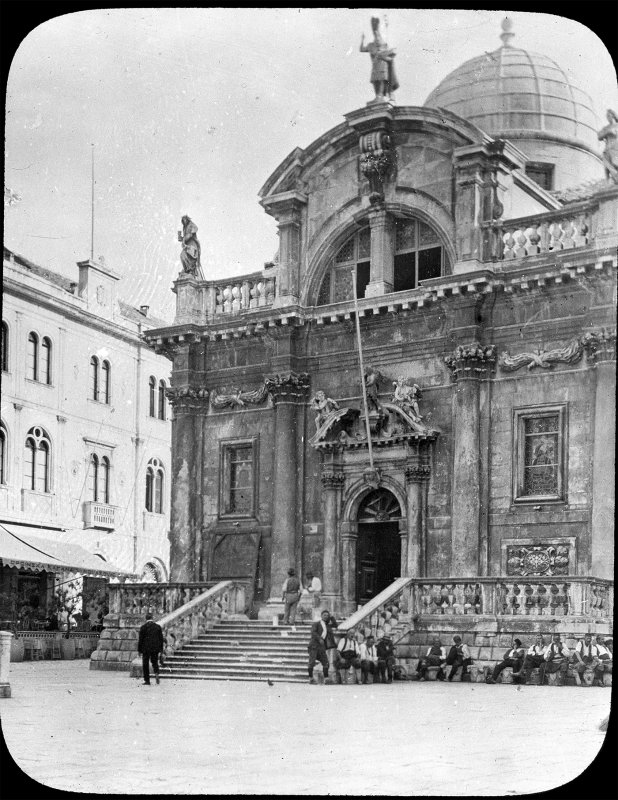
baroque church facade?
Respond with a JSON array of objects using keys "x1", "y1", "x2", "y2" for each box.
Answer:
[{"x1": 146, "y1": 21, "x2": 616, "y2": 618}]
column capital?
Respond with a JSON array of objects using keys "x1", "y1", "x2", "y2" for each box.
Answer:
[
  {"x1": 321, "y1": 468, "x2": 345, "y2": 490},
  {"x1": 581, "y1": 328, "x2": 616, "y2": 365},
  {"x1": 165, "y1": 386, "x2": 210, "y2": 414},
  {"x1": 265, "y1": 371, "x2": 310, "y2": 405},
  {"x1": 445, "y1": 342, "x2": 496, "y2": 381},
  {"x1": 405, "y1": 464, "x2": 430, "y2": 483}
]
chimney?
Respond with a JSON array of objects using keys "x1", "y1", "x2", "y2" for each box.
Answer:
[{"x1": 140, "y1": 305, "x2": 149, "y2": 316}]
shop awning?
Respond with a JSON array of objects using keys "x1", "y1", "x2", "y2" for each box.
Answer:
[{"x1": 0, "y1": 524, "x2": 134, "y2": 578}]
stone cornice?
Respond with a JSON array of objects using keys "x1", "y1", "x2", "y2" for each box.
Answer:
[{"x1": 445, "y1": 343, "x2": 497, "y2": 381}]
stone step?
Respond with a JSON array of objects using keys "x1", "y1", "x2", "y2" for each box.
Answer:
[
  {"x1": 181, "y1": 643, "x2": 308, "y2": 652},
  {"x1": 159, "y1": 673, "x2": 308, "y2": 684},
  {"x1": 166, "y1": 656, "x2": 307, "y2": 668},
  {"x1": 161, "y1": 665, "x2": 307, "y2": 679}
]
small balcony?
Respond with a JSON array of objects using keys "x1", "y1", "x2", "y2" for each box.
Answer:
[{"x1": 83, "y1": 501, "x2": 117, "y2": 530}]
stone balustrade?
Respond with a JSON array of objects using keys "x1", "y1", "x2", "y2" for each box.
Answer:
[
  {"x1": 207, "y1": 275, "x2": 275, "y2": 315},
  {"x1": 108, "y1": 582, "x2": 213, "y2": 617},
  {"x1": 490, "y1": 205, "x2": 593, "y2": 261}
]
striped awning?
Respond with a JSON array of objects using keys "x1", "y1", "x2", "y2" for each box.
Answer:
[{"x1": 0, "y1": 524, "x2": 134, "y2": 578}]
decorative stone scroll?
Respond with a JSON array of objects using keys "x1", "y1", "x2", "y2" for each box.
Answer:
[
  {"x1": 165, "y1": 386, "x2": 209, "y2": 413},
  {"x1": 209, "y1": 383, "x2": 269, "y2": 410},
  {"x1": 444, "y1": 343, "x2": 496, "y2": 381},
  {"x1": 581, "y1": 328, "x2": 616, "y2": 364},
  {"x1": 499, "y1": 340, "x2": 583, "y2": 372},
  {"x1": 506, "y1": 544, "x2": 570, "y2": 577},
  {"x1": 359, "y1": 131, "x2": 394, "y2": 202},
  {"x1": 264, "y1": 371, "x2": 310, "y2": 405}
]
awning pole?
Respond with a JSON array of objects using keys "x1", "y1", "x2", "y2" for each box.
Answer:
[{"x1": 351, "y1": 268, "x2": 374, "y2": 471}]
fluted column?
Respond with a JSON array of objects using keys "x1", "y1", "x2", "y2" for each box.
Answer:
[
  {"x1": 265, "y1": 372, "x2": 310, "y2": 600},
  {"x1": 583, "y1": 329, "x2": 616, "y2": 579},
  {"x1": 321, "y1": 467, "x2": 344, "y2": 609},
  {"x1": 445, "y1": 343, "x2": 496, "y2": 575},
  {"x1": 405, "y1": 462, "x2": 430, "y2": 577}
]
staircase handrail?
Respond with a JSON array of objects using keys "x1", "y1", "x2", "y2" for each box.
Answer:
[
  {"x1": 156, "y1": 580, "x2": 246, "y2": 656},
  {"x1": 337, "y1": 577, "x2": 415, "y2": 635}
]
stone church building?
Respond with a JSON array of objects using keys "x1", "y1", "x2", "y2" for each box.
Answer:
[{"x1": 145, "y1": 21, "x2": 616, "y2": 620}]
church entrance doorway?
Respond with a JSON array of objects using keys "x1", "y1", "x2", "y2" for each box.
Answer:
[{"x1": 355, "y1": 489, "x2": 401, "y2": 605}]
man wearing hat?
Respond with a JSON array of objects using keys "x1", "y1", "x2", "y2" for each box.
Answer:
[
  {"x1": 376, "y1": 633, "x2": 397, "y2": 683},
  {"x1": 445, "y1": 635, "x2": 472, "y2": 681},
  {"x1": 137, "y1": 612, "x2": 164, "y2": 686},
  {"x1": 486, "y1": 638, "x2": 525, "y2": 684},
  {"x1": 281, "y1": 567, "x2": 302, "y2": 624}
]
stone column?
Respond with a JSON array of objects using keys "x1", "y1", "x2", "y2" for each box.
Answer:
[
  {"x1": 398, "y1": 520, "x2": 408, "y2": 579},
  {"x1": 321, "y1": 467, "x2": 345, "y2": 610},
  {"x1": 583, "y1": 329, "x2": 616, "y2": 579},
  {"x1": 265, "y1": 372, "x2": 310, "y2": 601},
  {"x1": 445, "y1": 343, "x2": 496, "y2": 576},
  {"x1": 260, "y1": 192, "x2": 308, "y2": 307},
  {"x1": 0, "y1": 631, "x2": 13, "y2": 698},
  {"x1": 364, "y1": 207, "x2": 394, "y2": 298},
  {"x1": 405, "y1": 462, "x2": 430, "y2": 577},
  {"x1": 341, "y1": 521, "x2": 358, "y2": 614}
]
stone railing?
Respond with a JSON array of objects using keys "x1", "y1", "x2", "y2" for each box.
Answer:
[
  {"x1": 488, "y1": 205, "x2": 594, "y2": 261},
  {"x1": 158, "y1": 581, "x2": 246, "y2": 656},
  {"x1": 108, "y1": 582, "x2": 213, "y2": 616},
  {"x1": 199, "y1": 273, "x2": 275, "y2": 316},
  {"x1": 337, "y1": 576, "x2": 613, "y2": 636}
]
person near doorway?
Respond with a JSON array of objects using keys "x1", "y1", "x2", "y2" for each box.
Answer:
[
  {"x1": 376, "y1": 633, "x2": 396, "y2": 683},
  {"x1": 417, "y1": 636, "x2": 447, "y2": 680},
  {"x1": 305, "y1": 572, "x2": 322, "y2": 620},
  {"x1": 137, "y1": 613, "x2": 164, "y2": 686},
  {"x1": 281, "y1": 568, "x2": 301, "y2": 624},
  {"x1": 445, "y1": 635, "x2": 472, "y2": 681},
  {"x1": 336, "y1": 631, "x2": 361, "y2": 683},
  {"x1": 486, "y1": 638, "x2": 525, "y2": 684},
  {"x1": 308, "y1": 609, "x2": 334, "y2": 684},
  {"x1": 360, "y1": 635, "x2": 379, "y2": 683}
]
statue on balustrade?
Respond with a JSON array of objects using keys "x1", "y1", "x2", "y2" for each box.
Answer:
[
  {"x1": 598, "y1": 109, "x2": 618, "y2": 183},
  {"x1": 178, "y1": 215, "x2": 202, "y2": 275},
  {"x1": 392, "y1": 376, "x2": 423, "y2": 423},
  {"x1": 311, "y1": 390, "x2": 340, "y2": 430},
  {"x1": 360, "y1": 17, "x2": 399, "y2": 102}
]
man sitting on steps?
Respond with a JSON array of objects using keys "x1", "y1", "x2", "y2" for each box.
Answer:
[
  {"x1": 520, "y1": 635, "x2": 546, "y2": 684},
  {"x1": 539, "y1": 633, "x2": 570, "y2": 686},
  {"x1": 445, "y1": 635, "x2": 472, "y2": 682},
  {"x1": 572, "y1": 633, "x2": 600, "y2": 685},
  {"x1": 335, "y1": 631, "x2": 361, "y2": 683},
  {"x1": 416, "y1": 636, "x2": 447, "y2": 681},
  {"x1": 486, "y1": 638, "x2": 525, "y2": 684}
]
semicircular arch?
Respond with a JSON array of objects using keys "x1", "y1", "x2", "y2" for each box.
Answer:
[{"x1": 342, "y1": 476, "x2": 407, "y2": 525}]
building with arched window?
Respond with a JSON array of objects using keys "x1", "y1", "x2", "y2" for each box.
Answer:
[
  {"x1": 1, "y1": 247, "x2": 173, "y2": 622},
  {"x1": 143, "y1": 20, "x2": 615, "y2": 623}
]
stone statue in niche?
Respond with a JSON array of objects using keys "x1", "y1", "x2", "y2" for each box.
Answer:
[
  {"x1": 364, "y1": 367, "x2": 383, "y2": 413},
  {"x1": 392, "y1": 376, "x2": 423, "y2": 423},
  {"x1": 311, "y1": 391, "x2": 340, "y2": 430},
  {"x1": 178, "y1": 215, "x2": 201, "y2": 275},
  {"x1": 598, "y1": 109, "x2": 618, "y2": 182},
  {"x1": 360, "y1": 17, "x2": 399, "y2": 102}
]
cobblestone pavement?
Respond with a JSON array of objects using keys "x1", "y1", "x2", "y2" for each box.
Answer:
[{"x1": 0, "y1": 662, "x2": 612, "y2": 796}]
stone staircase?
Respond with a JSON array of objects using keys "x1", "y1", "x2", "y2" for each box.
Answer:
[{"x1": 160, "y1": 620, "x2": 313, "y2": 683}]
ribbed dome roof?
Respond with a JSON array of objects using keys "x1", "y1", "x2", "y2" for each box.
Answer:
[{"x1": 424, "y1": 20, "x2": 599, "y2": 152}]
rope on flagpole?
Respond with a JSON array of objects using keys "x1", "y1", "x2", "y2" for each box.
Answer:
[{"x1": 351, "y1": 268, "x2": 374, "y2": 471}]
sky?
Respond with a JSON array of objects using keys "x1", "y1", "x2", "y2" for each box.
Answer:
[{"x1": 5, "y1": 7, "x2": 618, "y2": 321}]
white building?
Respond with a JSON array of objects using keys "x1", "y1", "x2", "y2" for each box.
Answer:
[{"x1": 1, "y1": 247, "x2": 172, "y2": 623}]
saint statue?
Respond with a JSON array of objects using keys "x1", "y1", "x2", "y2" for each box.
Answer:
[
  {"x1": 311, "y1": 390, "x2": 339, "y2": 430},
  {"x1": 178, "y1": 215, "x2": 201, "y2": 275},
  {"x1": 598, "y1": 109, "x2": 618, "y2": 183},
  {"x1": 364, "y1": 367, "x2": 383, "y2": 413},
  {"x1": 360, "y1": 17, "x2": 399, "y2": 102},
  {"x1": 392, "y1": 376, "x2": 422, "y2": 423}
]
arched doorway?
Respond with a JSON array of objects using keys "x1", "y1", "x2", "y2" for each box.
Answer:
[{"x1": 356, "y1": 489, "x2": 401, "y2": 604}]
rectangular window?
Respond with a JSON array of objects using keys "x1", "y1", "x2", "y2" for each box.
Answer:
[
  {"x1": 220, "y1": 440, "x2": 256, "y2": 518},
  {"x1": 513, "y1": 406, "x2": 566, "y2": 502},
  {"x1": 525, "y1": 163, "x2": 554, "y2": 191}
]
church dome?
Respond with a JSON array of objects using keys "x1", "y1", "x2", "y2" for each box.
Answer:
[{"x1": 424, "y1": 19, "x2": 599, "y2": 155}]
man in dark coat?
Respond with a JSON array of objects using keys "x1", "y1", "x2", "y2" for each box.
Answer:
[
  {"x1": 308, "y1": 609, "x2": 337, "y2": 684},
  {"x1": 138, "y1": 613, "x2": 164, "y2": 685}
]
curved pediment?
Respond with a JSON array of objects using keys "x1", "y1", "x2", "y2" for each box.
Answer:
[{"x1": 309, "y1": 407, "x2": 360, "y2": 446}]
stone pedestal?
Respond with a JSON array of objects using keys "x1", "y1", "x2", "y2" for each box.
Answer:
[{"x1": 0, "y1": 631, "x2": 13, "y2": 698}]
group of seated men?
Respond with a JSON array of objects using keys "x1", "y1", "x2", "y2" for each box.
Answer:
[{"x1": 416, "y1": 632, "x2": 613, "y2": 686}]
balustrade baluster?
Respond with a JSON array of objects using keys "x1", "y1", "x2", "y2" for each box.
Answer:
[
  {"x1": 561, "y1": 219, "x2": 575, "y2": 250},
  {"x1": 514, "y1": 229, "x2": 528, "y2": 258},
  {"x1": 503, "y1": 230, "x2": 516, "y2": 259}
]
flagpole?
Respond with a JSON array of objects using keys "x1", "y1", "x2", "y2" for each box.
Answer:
[
  {"x1": 90, "y1": 144, "x2": 95, "y2": 261},
  {"x1": 351, "y1": 268, "x2": 374, "y2": 471}
]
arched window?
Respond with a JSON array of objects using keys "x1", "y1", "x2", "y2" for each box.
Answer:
[
  {"x1": 158, "y1": 380, "x2": 166, "y2": 421},
  {"x1": 149, "y1": 377, "x2": 156, "y2": 417},
  {"x1": 41, "y1": 337, "x2": 52, "y2": 385},
  {"x1": 100, "y1": 456, "x2": 110, "y2": 503},
  {"x1": 140, "y1": 562, "x2": 163, "y2": 583},
  {"x1": 89, "y1": 454, "x2": 99, "y2": 501},
  {"x1": 101, "y1": 360, "x2": 111, "y2": 404},
  {"x1": 0, "y1": 422, "x2": 7, "y2": 485},
  {"x1": 317, "y1": 226, "x2": 371, "y2": 305},
  {"x1": 1, "y1": 321, "x2": 8, "y2": 373},
  {"x1": 27, "y1": 332, "x2": 39, "y2": 381},
  {"x1": 24, "y1": 427, "x2": 51, "y2": 493},
  {"x1": 145, "y1": 458, "x2": 164, "y2": 514},
  {"x1": 90, "y1": 356, "x2": 99, "y2": 401}
]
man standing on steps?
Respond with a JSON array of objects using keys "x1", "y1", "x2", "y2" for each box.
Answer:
[
  {"x1": 305, "y1": 571, "x2": 322, "y2": 621},
  {"x1": 281, "y1": 568, "x2": 302, "y2": 625},
  {"x1": 138, "y1": 613, "x2": 164, "y2": 686}
]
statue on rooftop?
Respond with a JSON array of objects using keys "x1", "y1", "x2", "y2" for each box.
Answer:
[
  {"x1": 311, "y1": 391, "x2": 340, "y2": 430},
  {"x1": 360, "y1": 17, "x2": 399, "y2": 103},
  {"x1": 178, "y1": 215, "x2": 201, "y2": 275},
  {"x1": 598, "y1": 110, "x2": 618, "y2": 183}
]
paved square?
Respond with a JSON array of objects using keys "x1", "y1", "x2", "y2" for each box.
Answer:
[{"x1": 0, "y1": 662, "x2": 611, "y2": 795}]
